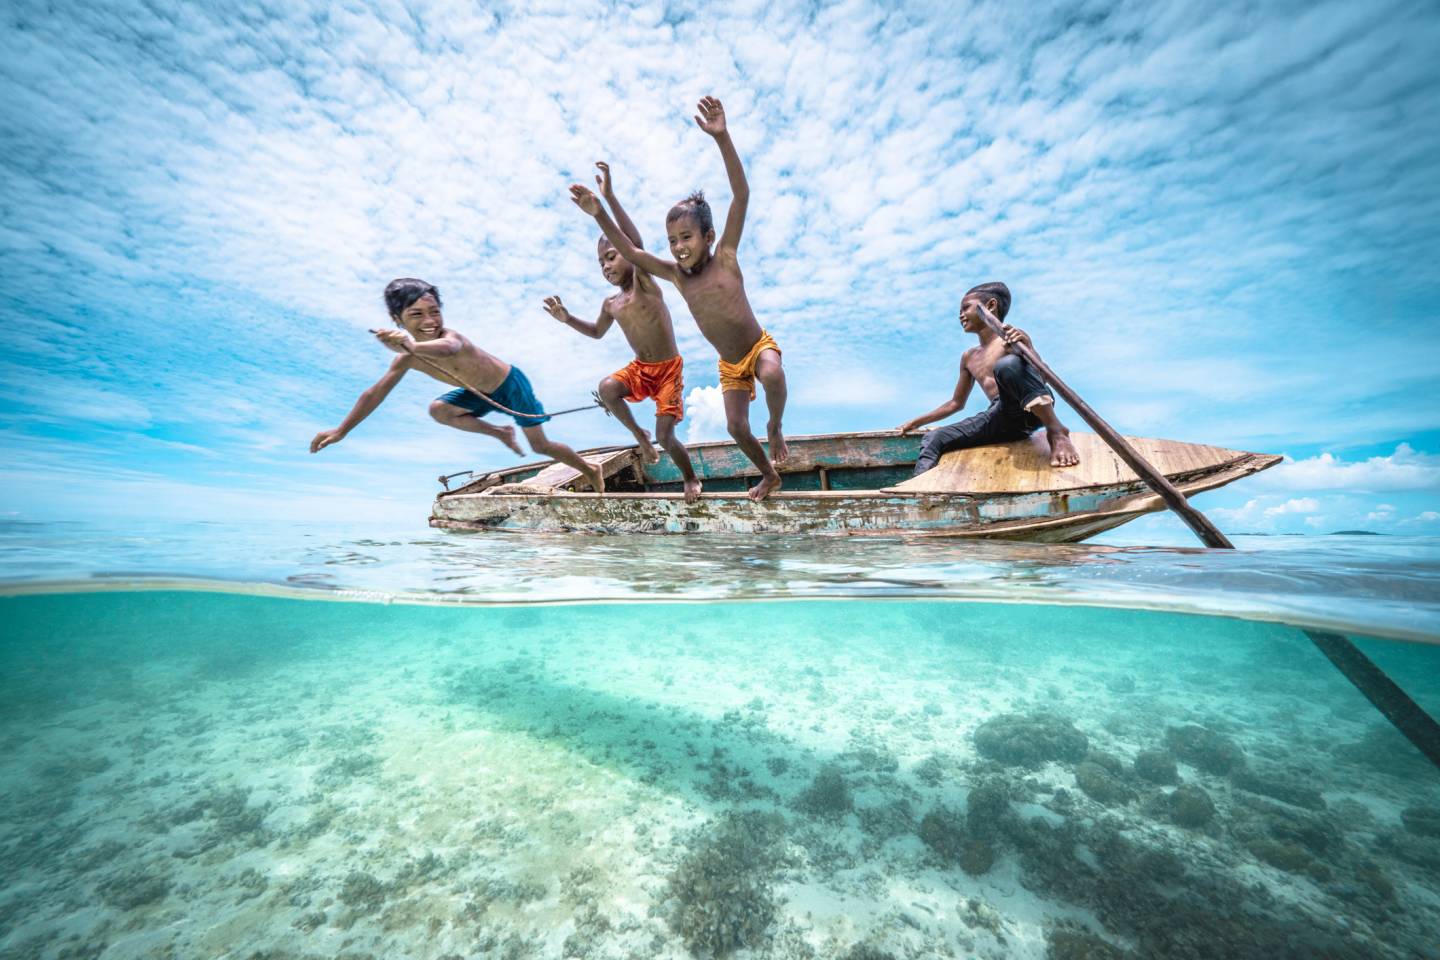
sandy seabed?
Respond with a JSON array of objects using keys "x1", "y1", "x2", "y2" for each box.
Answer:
[{"x1": 2, "y1": 594, "x2": 1438, "y2": 959}]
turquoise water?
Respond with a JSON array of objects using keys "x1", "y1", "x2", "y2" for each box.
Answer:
[{"x1": 2, "y1": 523, "x2": 1439, "y2": 958}]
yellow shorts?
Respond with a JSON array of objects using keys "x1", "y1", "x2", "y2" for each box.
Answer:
[{"x1": 717, "y1": 331, "x2": 781, "y2": 400}]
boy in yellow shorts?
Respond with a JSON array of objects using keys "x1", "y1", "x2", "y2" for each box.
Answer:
[
  {"x1": 571, "y1": 96, "x2": 787, "y2": 500},
  {"x1": 546, "y1": 163, "x2": 702, "y2": 502}
]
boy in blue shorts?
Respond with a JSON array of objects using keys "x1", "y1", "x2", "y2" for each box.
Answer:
[{"x1": 310, "y1": 278, "x2": 605, "y2": 492}]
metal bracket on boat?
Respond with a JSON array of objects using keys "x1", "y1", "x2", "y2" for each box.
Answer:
[{"x1": 438, "y1": 470, "x2": 475, "y2": 491}]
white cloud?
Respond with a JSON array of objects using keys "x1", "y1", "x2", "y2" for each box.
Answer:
[
  {"x1": 2, "y1": 0, "x2": 1438, "y2": 521},
  {"x1": 684, "y1": 385, "x2": 728, "y2": 444},
  {"x1": 1264, "y1": 497, "x2": 1319, "y2": 517},
  {"x1": 1211, "y1": 494, "x2": 1321, "y2": 530},
  {"x1": 1257, "y1": 445, "x2": 1440, "y2": 493}
]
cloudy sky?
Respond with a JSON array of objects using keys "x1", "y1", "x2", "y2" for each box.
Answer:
[{"x1": 1, "y1": 0, "x2": 1437, "y2": 535}]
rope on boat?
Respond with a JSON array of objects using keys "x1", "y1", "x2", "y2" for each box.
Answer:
[
  {"x1": 400, "y1": 344, "x2": 616, "y2": 491},
  {"x1": 375, "y1": 331, "x2": 606, "y2": 421}
]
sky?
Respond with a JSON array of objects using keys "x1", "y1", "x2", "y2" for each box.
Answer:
[{"x1": 1, "y1": 0, "x2": 1437, "y2": 535}]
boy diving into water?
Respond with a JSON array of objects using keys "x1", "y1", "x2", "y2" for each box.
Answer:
[
  {"x1": 545, "y1": 162, "x2": 703, "y2": 503},
  {"x1": 570, "y1": 96, "x2": 788, "y2": 501},
  {"x1": 310, "y1": 278, "x2": 606, "y2": 493},
  {"x1": 899, "y1": 282, "x2": 1081, "y2": 474}
]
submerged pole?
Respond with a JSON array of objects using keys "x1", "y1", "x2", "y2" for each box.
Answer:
[
  {"x1": 971, "y1": 304, "x2": 1440, "y2": 774},
  {"x1": 1306, "y1": 630, "x2": 1440, "y2": 770}
]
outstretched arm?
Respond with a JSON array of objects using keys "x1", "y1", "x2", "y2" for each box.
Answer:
[
  {"x1": 695, "y1": 96, "x2": 748, "y2": 254},
  {"x1": 543, "y1": 295, "x2": 616, "y2": 339},
  {"x1": 570, "y1": 184, "x2": 677, "y2": 281},
  {"x1": 594, "y1": 162, "x2": 643, "y2": 249},
  {"x1": 898, "y1": 353, "x2": 975, "y2": 433},
  {"x1": 310, "y1": 355, "x2": 411, "y2": 452}
]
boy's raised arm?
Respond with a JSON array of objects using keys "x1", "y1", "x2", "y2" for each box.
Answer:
[
  {"x1": 544, "y1": 295, "x2": 615, "y2": 339},
  {"x1": 595, "y1": 162, "x2": 644, "y2": 250},
  {"x1": 695, "y1": 96, "x2": 748, "y2": 253},
  {"x1": 570, "y1": 184, "x2": 677, "y2": 281}
]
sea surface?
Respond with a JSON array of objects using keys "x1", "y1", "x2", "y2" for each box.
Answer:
[{"x1": 2, "y1": 520, "x2": 1438, "y2": 959}]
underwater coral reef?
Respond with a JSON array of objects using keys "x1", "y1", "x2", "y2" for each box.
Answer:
[{"x1": 1, "y1": 592, "x2": 1438, "y2": 959}]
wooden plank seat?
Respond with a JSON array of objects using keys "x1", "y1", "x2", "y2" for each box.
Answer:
[{"x1": 525, "y1": 447, "x2": 639, "y2": 492}]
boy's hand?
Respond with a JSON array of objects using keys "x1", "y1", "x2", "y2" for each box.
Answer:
[
  {"x1": 1002, "y1": 325, "x2": 1033, "y2": 350},
  {"x1": 594, "y1": 161, "x2": 613, "y2": 197},
  {"x1": 897, "y1": 421, "x2": 918, "y2": 435},
  {"x1": 542, "y1": 296, "x2": 568, "y2": 322},
  {"x1": 569, "y1": 184, "x2": 602, "y2": 216},
  {"x1": 694, "y1": 96, "x2": 727, "y2": 137},
  {"x1": 310, "y1": 428, "x2": 345, "y2": 453},
  {"x1": 373, "y1": 328, "x2": 414, "y2": 354}
]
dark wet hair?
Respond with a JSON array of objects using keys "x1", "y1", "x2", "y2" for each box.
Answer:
[
  {"x1": 597, "y1": 234, "x2": 616, "y2": 255},
  {"x1": 666, "y1": 190, "x2": 713, "y2": 235},
  {"x1": 964, "y1": 281, "x2": 1011, "y2": 321},
  {"x1": 384, "y1": 278, "x2": 441, "y2": 320}
]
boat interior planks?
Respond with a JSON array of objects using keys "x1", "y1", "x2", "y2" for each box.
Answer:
[
  {"x1": 515, "y1": 447, "x2": 637, "y2": 492},
  {"x1": 430, "y1": 430, "x2": 1282, "y2": 539},
  {"x1": 885, "y1": 432, "x2": 1255, "y2": 495}
]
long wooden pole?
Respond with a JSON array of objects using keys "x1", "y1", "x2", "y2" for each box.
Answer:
[
  {"x1": 975, "y1": 304, "x2": 1440, "y2": 772},
  {"x1": 974, "y1": 305, "x2": 1233, "y2": 548}
]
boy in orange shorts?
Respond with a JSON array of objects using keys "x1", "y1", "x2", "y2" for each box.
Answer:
[
  {"x1": 546, "y1": 162, "x2": 702, "y2": 502},
  {"x1": 571, "y1": 96, "x2": 787, "y2": 500}
]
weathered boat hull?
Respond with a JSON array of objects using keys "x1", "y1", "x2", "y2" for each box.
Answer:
[{"x1": 430, "y1": 430, "x2": 1281, "y2": 540}]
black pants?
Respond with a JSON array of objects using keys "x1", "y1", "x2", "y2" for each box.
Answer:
[{"x1": 913, "y1": 354, "x2": 1052, "y2": 475}]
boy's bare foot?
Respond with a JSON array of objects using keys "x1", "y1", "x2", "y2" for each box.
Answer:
[
  {"x1": 767, "y1": 424, "x2": 789, "y2": 463},
  {"x1": 498, "y1": 426, "x2": 525, "y2": 456},
  {"x1": 635, "y1": 432, "x2": 660, "y2": 465},
  {"x1": 581, "y1": 463, "x2": 606, "y2": 494},
  {"x1": 682, "y1": 477, "x2": 703, "y2": 504},
  {"x1": 748, "y1": 470, "x2": 782, "y2": 501},
  {"x1": 1048, "y1": 429, "x2": 1080, "y2": 467}
]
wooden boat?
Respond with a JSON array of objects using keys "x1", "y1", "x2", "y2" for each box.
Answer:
[{"x1": 429, "y1": 430, "x2": 1280, "y2": 541}]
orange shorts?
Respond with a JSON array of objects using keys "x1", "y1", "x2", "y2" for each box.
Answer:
[
  {"x1": 610, "y1": 355, "x2": 685, "y2": 420},
  {"x1": 717, "y1": 330, "x2": 781, "y2": 399}
]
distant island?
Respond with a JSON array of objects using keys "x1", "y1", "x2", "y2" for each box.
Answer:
[{"x1": 1228, "y1": 530, "x2": 1387, "y2": 537}]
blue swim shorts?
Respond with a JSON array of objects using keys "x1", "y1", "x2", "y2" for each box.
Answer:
[{"x1": 437, "y1": 365, "x2": 550, "y2": 427}]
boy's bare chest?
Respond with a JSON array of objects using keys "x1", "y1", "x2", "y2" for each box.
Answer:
[
  {"x1": 965, "y1": 345, "x2": 1008, "y2": 399},
  {"x1": 609, "y1": 292, "x2": 678, "y2": 360},
  {"x1": 676, "y1": 266, "x2": 746, "y2": 319},
  {"x1": 418, "y1": 341, "x2": 508, "y2": 392},
  {"x1": 609, "y1": 287, "x2": 663, "y2": 324}
]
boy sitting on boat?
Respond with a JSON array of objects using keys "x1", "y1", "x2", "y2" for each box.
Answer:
[
  {"x1": 545, "y1": 162, "x2": 703, "y2": 503},
  {"x1": 310, "y1": 278, "x2": 606, "y2": 493},
  {"x1": 898, "y1": 282, "x2": 1081, "y2": 474},
  {"x1": 569, "y1": 96, "x2": 789, "y2": 501}
]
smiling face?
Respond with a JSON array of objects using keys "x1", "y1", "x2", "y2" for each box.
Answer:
[
  {"x1": 959, "y1": 292, "x2": 1001, "y2": 333},
  {"x1": 597, "y1": 238, "x2": 633, "y2": 287},
  {"x1": 666, "y1": 214, "x2": 715, "y2": 272},
  {"x1": 395, "y1": 293, "x2": 444, "y2": 340}
]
